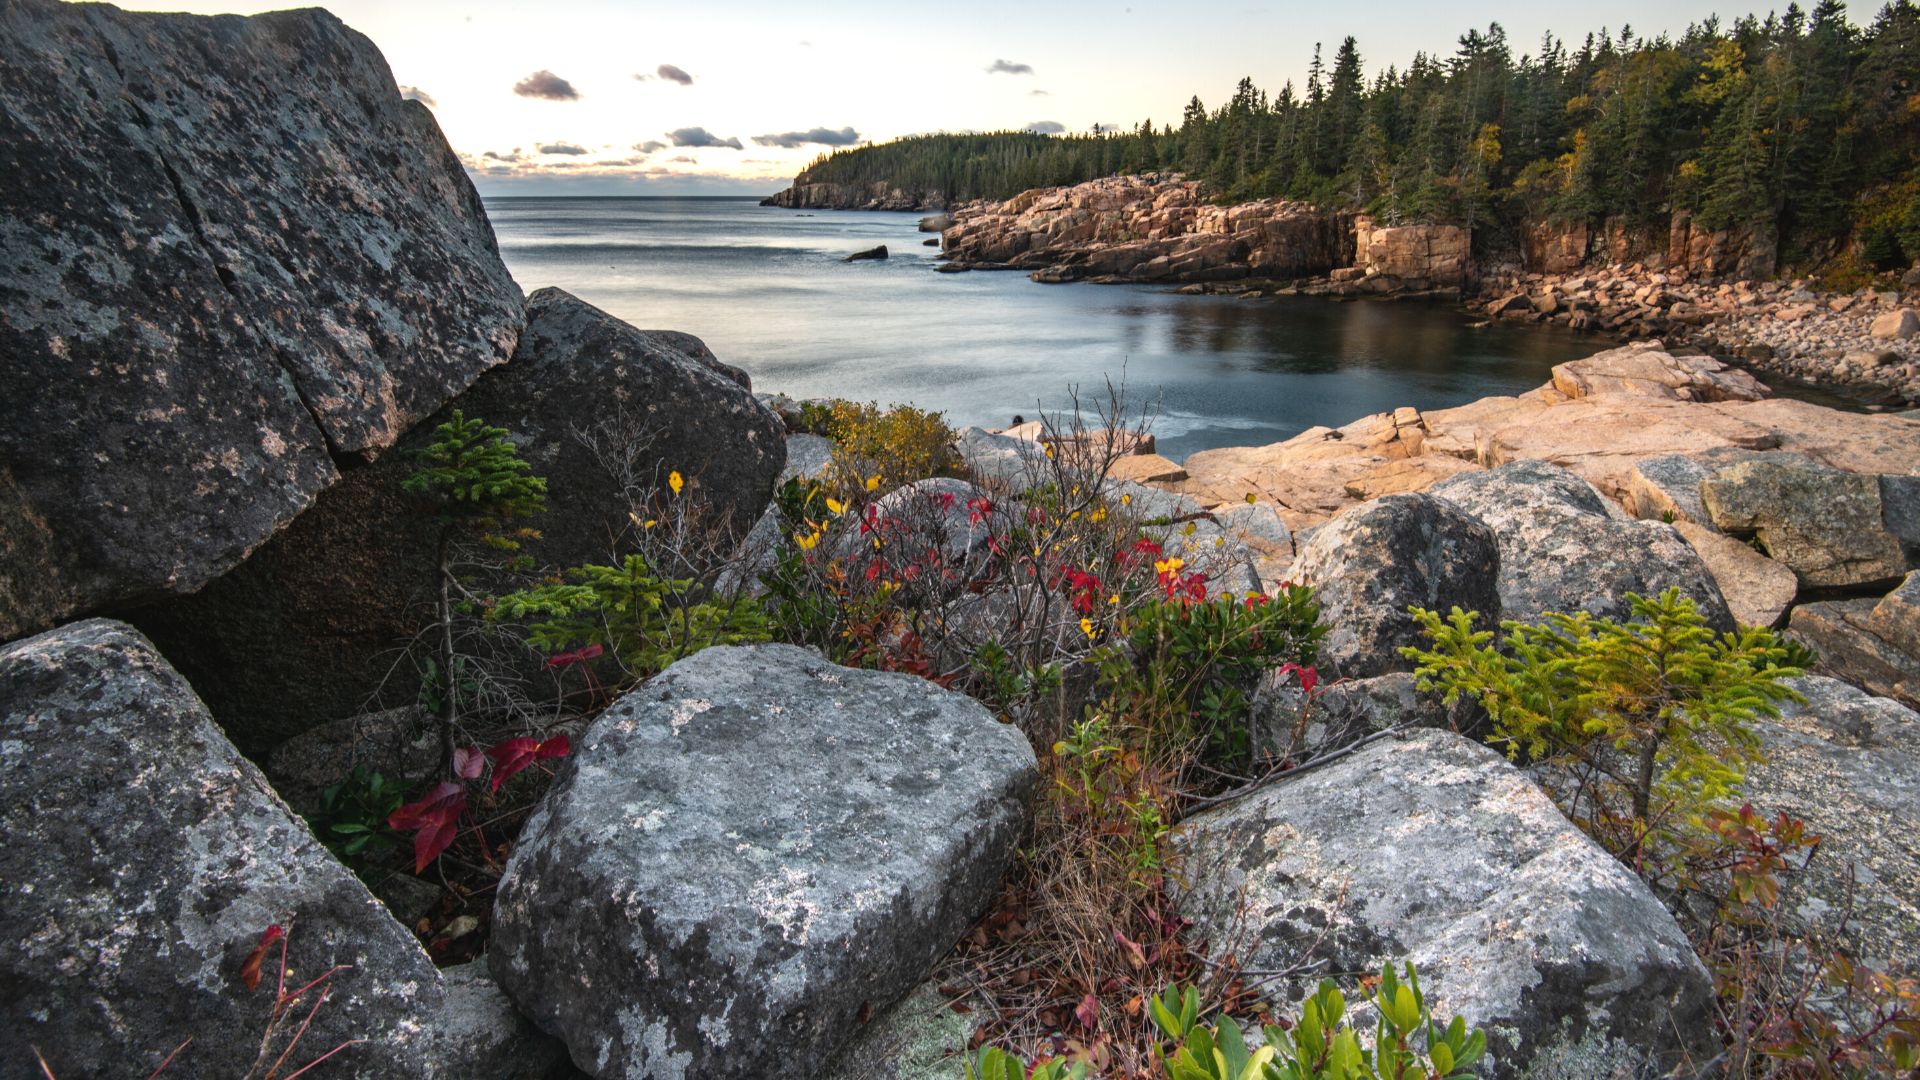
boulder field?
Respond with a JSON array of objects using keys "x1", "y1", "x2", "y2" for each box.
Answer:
[{"x1": 5, "y1": 2, "x2": 1920, "y2": 1077}]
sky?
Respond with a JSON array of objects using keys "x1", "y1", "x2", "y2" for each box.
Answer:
[{"x1": 110, "y1": 0, "x2": 1767, "y2": 196}]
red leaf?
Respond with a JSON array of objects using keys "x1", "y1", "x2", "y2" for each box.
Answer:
[
  {"x1": 483, "y1": 734, "x2": 572, "y2": 793},
  {"x1": 545, "y1": 642, "x2": 606, "y2": 669},
  {"x1": 238, "y1": 924, "x2": 285, "y2": 992},
  {"x1": 452, "y1": 746, "x2": 485, "y2": 780},
  {"x1": 388, "y1": 781, "x2": 468, "y2": 874},
  {"x1": 1075, "y1": 992, "x2": 1100, "y2": 1032}
]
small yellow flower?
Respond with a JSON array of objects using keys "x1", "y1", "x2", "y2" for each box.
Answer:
[
  {"x1": 866, "y1": 475, "x2": 882, "y2": 492},
  {"x1": 1153, "y1": 556, "x2": 1185, "y2": 576},
  {"x1": 668, "y1": 471, "x2": 685, "y2": 496},
  {"x1": 1080, "y1": 617, "x2": 1096, "y2": 639},
  {"x1": 793, "y1": 529, "x2": 820, "y2": 551},
  {"x1": 1043, "y1": 443, "x2": 1054, "y2": 458},
  {"x1": 1089, "y1": 507, "x2": 1108, "y2": 523},
  {"x1": 1108, "y1": 594, "x2": 1120, "y2": 605},
  {"x1": 1121, "y1": 493, "x2": 1132, "y2": 506}
]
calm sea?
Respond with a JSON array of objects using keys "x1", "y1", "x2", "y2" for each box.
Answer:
[{"x1": 485, "y1": 196, "x2": 1594, "y2": 461}]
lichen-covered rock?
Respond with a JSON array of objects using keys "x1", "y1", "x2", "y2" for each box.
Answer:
[
  {"x1": 126, "y1": 289, "x2": 785, "y2": 755},
  {"x1": 817, "y1": 981, "x2": 984, "y2": 1080},
  {"x1": 0, "y1": 0, "x2": 523, "y2": 640},
  {"x1": 1430, "y1": 460, "x2": 1735, "y2": 630},
  {"x1": 1287, "y1": 494, "x2": 1500, "y2": 678},
  {"x1": 1178, "y1": 729, "x2": 1715, "y2": 1076},
  {"x1": 490, "y1": 644, "x2": 1038, "y2": 1079},
  {"x1": 1744, "y1": 677, "x2": 1920, "y2": 973},
  {"x1": 1702, "y1": 454, "x2": 1909, "y2": 589},
  {"x1": 426, "y1": 958, "x2": 576, "y2": 1080},
  {"x1": 0, "y1": 620, "x2": 444, "y2": 1078}
]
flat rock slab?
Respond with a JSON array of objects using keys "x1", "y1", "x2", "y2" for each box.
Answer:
[
  {"x1": 491, "y1": 644, "x2": 1038, "y2": 1079},
  {"x1": 1745, "y1": 677, "x2": 1920, "y2": 974},
  {"x1": 0, "y1": 0, "x2": 522, "y2": 639},
  {"x1": 1673, "y1": 521, "x2": 1798, "y2": 628},
  {"x1": 1430, "y1": 460, "x2": 1735, "y2": 631},
  {"x1": 1178, "y1": 729, "x2": 1715, "y2": 1076},
  {"x1": 1288, "y1": 493, "x2": 1500, "y2": 678},
  {"x1": 0, "y1": 620, "x2": 444, "y2": 1078}
]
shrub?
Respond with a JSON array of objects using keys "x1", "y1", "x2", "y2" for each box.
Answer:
[
  {"x1": 819, "y1": 399, "x2": 956, "y2": 495},
  {"x1": 308, "y1": 766, "x2": 403, "y2": 863},
  {"x1": 491, "y1": 553, "x2": 771, "y2": 686},
  {"x1": 1401, "y1": 588, "x2": 1801, "y2": 864},
  {"x1": 403, "y1": 411, "x2": 547, "y2": 774}
]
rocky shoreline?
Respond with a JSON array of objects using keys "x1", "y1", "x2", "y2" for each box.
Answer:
[{"x1": 920, "y1": 172, "x2": 1920, "y2": 406}]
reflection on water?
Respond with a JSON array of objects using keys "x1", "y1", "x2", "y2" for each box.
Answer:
[{"x1": 486, "y1": 196, "x2": 1596, "y2": 461}]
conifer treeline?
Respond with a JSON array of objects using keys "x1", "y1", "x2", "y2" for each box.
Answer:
[{"x1": 789, "y1": 2, "x2": 1920, "y2": 266}]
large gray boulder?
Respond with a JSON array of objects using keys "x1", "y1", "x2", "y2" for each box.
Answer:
[
  {"x1": 0, "y1": 620, "x2": 445, "y2": 1078},
  {"x1": 1287, "y1": 494, "x2": 1500, "y2": 678},
  {"x1": 1178, "y1": 729, "x2": 1715, "y2": 1076},
  {"x1": 127, "y1": 289, "x2": 786, "y2": 755},
  {"x1": 0, "y1": 0, "x2": 524, "y2": 641},
  {"x1": 490, "y1": 644, "x2": 1038, "y2": 1079},
  {"x1": 1430, "y1": 460, "x2": 1735, "y2": 631},
  {"x1": 1701, "y1": 454, "x2": 1909, "y2": 589},
  {"x1": 1743, "y1": 677, "x2": 1920, "y2": 973}
]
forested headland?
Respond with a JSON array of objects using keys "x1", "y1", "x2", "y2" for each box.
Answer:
[{"x1": 784, "y1": 1, "x2": 1920, "y2": 271}]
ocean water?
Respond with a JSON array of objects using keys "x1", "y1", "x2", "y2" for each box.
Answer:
[{"x1": 485, "y1": 196, "x2": 1595, "y2": 462}]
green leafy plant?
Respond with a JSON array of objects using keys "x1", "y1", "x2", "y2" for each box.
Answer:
[
  {"x1": 1402, "y1": 588, "x2": 1803, "y2": 864},
  {"x1": 963, "y1": 1046, "x2": 1090, "y2": 1080},
  {"x1": 493, "y1": 554, "x2": 771, "y2": 684},
  {"x1": 1099, "y1": 570, "x2": 1324, "y2": 764},
  {"x1": 403, "y1": 411, "x2": 547, "y2": 773},
  {"x1": 307, "y1": 766, "x2": 404, "y2": 863}
]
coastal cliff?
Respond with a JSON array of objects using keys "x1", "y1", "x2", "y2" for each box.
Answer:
[
  {"x1": 760, "y1": 180, "x2": 945, "y2": 211},
  {"x1": 937, "y1": 173, "x2": 1467, "y2": 291}
]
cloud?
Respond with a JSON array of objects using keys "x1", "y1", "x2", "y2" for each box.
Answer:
[
  {"x1": 668, "y1": 155, "x2": 698, "y2": 163},
  {"x1": 655, "y1": 64, "x2": 695, "y2": 85},
  {"x1": 483, "y1": 150, "x2": 524, "y2": 163},
  {"x1": 751, "y1": 126, "x2": 862, "y2": 148},
  {"x1": 668, "y1": 127, "x2": 743, "y2": 149},
  {"x1": 634, "y1": 140, "x2": 667, "y2": 153},
  {"x1": 986, "y1": 58, "x2": 1034, "y2": 75},
  {"x1": 1029, "y1": 89, "x2": 1050, "y2": 97},
  {"x1": 537, "y1": 141, "x2": 589, "y2": 155},
  {"x1": 1026, "y1": 120, "x2": 1066, "y2": 134},
  {"x1": 399, "y1": 85, "x2": 436, "y2": 107},
  {"x1": 513, "y1": 70, "x2": 580, "y2": 100}
]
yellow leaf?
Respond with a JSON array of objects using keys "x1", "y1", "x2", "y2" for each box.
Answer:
[
  {"x1": 825, "y1": 497, "x2": 845, "y2": 515},
  {"x1": 866, "y1": 475, "x2": 882, "y2": 492},
  {"x1": 668, "y1": 470, "x2": 685, "y2": 496}
]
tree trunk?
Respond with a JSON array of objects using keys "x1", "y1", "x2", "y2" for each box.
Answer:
[{"x1": 436, "y1": 526, "x2": 456, "y2": 778}]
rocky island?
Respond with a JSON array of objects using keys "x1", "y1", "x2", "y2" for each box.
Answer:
[{"x1": 4, "y1": 2, "x2": 1920, "y2": 1079}]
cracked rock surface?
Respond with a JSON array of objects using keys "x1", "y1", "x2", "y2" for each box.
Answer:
[
  {"x1": 0, "y1": 0, "x2": 522, "y2": 639},
  {"x1": 0, "y1": 619, "x2": 445, "y2": 1078},
  {"x1": 491, "y1": 644, "x2": 1038, "y2": 1079}
]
